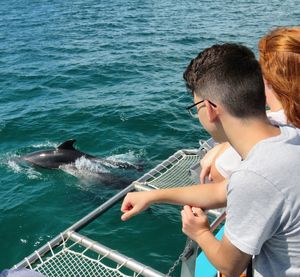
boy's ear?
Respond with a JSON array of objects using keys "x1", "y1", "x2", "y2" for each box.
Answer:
[{"x1": 205, "y1": 100, "x2": 218, "y2": 122}]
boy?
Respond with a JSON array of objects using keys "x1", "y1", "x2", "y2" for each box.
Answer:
[{"x1": 121, "y1": 44, "x2": 300, "y2": 276}]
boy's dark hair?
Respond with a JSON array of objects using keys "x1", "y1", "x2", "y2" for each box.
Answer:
[{"x1": 183, "y1": 43, "x2": 266, "y2": 118}]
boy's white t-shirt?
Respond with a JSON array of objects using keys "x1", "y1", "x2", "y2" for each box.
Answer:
[
  {"x1": 225, "y1": 125, "x2": 300, "y2": 276},
  {"x1": 215, "y1": 110, "x2": 287, "y2": 179}
]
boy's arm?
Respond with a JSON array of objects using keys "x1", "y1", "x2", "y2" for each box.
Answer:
[
  {"x1": 121, "y1": 180, "x2": 227, "y2": 221},
  {"x1": 181, "y1": 206, "x2": 251, "y2": 276}
]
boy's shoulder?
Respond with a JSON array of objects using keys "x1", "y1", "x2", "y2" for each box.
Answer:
[{"x1": 245, "y1": 125, "x2": 300, "y2": 165}]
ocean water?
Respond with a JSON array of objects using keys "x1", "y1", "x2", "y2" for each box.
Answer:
[{"x1": 0, "y1": 0, "x2": 298, "y2": 274}]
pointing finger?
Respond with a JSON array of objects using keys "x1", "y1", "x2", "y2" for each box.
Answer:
[{"x1": 121, "y1": 207, "x2": 138, "y2": 221}]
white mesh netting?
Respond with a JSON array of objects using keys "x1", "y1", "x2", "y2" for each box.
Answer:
[
  {"x1": 35, "y1": 250, "x2": 129, "y2": 277},
  {"x1": 28, "y1": 232, "x2": 162, "y2": 277},
  {"x1": 134, "y1": 150, "x2": 201, "y2": 190}
]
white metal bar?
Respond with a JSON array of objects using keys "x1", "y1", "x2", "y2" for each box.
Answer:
[{"x1": 210, "y1": 211, "x2": 226, "y2": 232}]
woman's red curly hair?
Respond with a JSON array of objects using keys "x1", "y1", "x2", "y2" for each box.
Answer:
[{"x1": 259, "y1": 27, "x2": 300, "y2": 128}]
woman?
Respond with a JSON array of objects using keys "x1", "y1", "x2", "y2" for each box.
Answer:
[{"x1": 200, "y1": 27, "x2": 300, "y2": 183}]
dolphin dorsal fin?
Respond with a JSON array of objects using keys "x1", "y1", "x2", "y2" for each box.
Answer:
[{"x1": 57, "y1": 139, "x2": 76, "y2": 150}]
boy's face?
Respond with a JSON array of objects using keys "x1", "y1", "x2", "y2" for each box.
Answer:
[
  {"x1": 194, "y1": 94, "x2": 226, "y2": 143},
  {"x1": 194, "y1": 94, "x2": 209, "y2": 131}
]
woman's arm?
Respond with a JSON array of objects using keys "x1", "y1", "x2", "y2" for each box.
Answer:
[{"x1": 200, "y1": 142, "x2": 230, "y2": 183}]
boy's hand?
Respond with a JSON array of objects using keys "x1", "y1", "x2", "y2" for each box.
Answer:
[
  {"x1": 181, "y1": 205, "x2": 210, "y2": 242},
  {"x1": 121, "y1": 191, "x2": 153, "y2": 221}
]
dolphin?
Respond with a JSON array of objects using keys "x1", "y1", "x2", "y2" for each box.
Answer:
[{"x1": 21, "y1": 139, "x2": 143, "y2": 171}]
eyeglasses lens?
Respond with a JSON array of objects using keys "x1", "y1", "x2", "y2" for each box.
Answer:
[{"x1": 189, "y1": 106, "x2": 199, "y2": 118}]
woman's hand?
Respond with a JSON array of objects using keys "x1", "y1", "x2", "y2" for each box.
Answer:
[{"x1": 200, "y1": 142, "x2": 230, "y2": 183}]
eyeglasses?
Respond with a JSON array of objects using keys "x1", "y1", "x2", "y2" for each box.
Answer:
[{"x1": 186, "y1": 100, "x2": 217, "y2": 119}]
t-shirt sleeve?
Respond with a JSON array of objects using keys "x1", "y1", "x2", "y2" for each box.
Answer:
[
  {"x1": 215, "y1": 146, "x2": 242, "y2": 179},
  {"x1": 225, "y1": 170, "x2": 285, "y2": 255}
]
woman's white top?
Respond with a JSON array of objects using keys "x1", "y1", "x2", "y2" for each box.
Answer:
[{"x1": 215, "y1": 110, "x2": 287, "y2": 179}]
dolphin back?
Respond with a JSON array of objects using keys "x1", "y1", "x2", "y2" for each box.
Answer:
[{"x1": 22, "y1": 139, "x2": 83, "y2": 169}]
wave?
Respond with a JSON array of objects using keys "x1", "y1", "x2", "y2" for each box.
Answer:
[
  {"x1": 60, "y1": 150, "x2": 142, "y2": 178},
  {"x1": 31, "y1": 141, "x2": 58, "y2": 149},
  {"x1": 59, "y1": 156, "x2": 110, "y2": 178},
  {"x1": 5, "y1": 156, "x2": 43, "y2": 180},
  {"x1": 107, "y1": 150, "x2": 141, "y2": 164}
]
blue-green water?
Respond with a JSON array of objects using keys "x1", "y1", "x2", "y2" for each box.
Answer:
[{"x1": 0, "y1": 0, "x2": 298, "y2": 274}]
